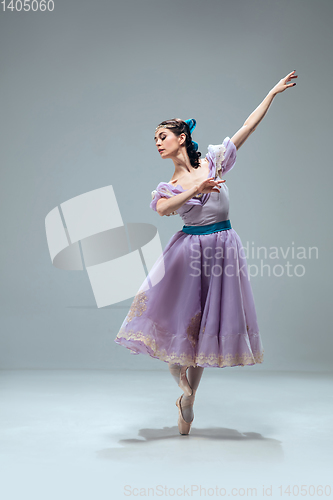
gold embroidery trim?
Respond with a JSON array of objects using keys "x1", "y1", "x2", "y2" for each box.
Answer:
[
  {"x1": 186, "y1": 311, "x2": 202, "y2": 348},
  {"x1": 126, "y1": 290, "x2": 148, "y2": 323},
  {"x1": 115, "y1": 326, "x2": 264, "y2": 368},
  {"x1": 215, "y1": 143, "x2": 227, "y2": 179}
]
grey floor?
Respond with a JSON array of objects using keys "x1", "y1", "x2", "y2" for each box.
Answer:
[{"x1": 0, "y1": 369, "x2": 332, "y2": 500}]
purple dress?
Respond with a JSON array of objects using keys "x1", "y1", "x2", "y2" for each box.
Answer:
[{"x1": 114, "y1": 137, "x2": 264, "y2": 368}]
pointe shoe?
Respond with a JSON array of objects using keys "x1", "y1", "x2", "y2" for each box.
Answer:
[
  {"x1": 175, "y1": 392, "x2": 195, "y2": 435},
  {"x1": 169, "y1": 365, "x2": 193, "y2": 396}
]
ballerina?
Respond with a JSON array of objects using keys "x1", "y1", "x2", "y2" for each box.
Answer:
[{"x1": 115, "y1": 70, "x2": 298, "y2": 435}]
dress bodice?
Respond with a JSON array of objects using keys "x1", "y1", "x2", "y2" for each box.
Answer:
[
  {"x1": 150, "y1": 136, "x2": 237, "y2": 225},
  {"x1": 177, "y1": 181, "x2": 230, "y2": 226}
]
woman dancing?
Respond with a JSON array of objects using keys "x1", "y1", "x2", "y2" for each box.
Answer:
[{"x1": 115, "y1": 70, "x2": 298, "y2": 435}]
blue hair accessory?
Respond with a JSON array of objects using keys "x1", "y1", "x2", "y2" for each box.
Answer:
[{"x1": 185, "y1": 118, "x2": 199, "y2": 151}]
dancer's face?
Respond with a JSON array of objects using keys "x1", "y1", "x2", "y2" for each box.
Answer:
[{"x1": 154, "y1": 128, "x2": 186, "y2": 158}]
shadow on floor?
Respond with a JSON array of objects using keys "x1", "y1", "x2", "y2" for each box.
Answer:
[{"x1": 97, "y1": 426, "x2": 283, "y2": 463}]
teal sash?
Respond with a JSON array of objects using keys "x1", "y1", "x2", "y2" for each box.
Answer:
[{"x1": 182, "y1": 219, "x2": 232, "y2": 235}]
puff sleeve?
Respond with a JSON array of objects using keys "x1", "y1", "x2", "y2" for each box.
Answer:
[
  {"x1": 150, "y1": 183, "x2": 178, "y2": 216},
  {"x1": 206, "y1": 136, "x2": 237, "y2": 179}
]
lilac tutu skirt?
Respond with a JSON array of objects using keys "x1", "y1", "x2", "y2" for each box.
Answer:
[{"x1": 114, "y1": 227, "x2": 264, "y2": 368}]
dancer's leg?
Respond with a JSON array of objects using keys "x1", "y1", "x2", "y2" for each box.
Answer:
[
  {"x1": 168, "y1": 363, "x2": 192, "y2": 396},
  {"x1": 181, "y1": 366, "x2": 204, "y2": 422},
  {"x1": 187, "y1": 366, "x2": 204, "y2": 392},
  {"x1": 168, "y1": 363, "x2": 183, "y2": 385}
]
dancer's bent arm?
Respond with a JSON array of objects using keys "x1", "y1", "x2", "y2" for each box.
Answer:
[{"x1": 156, "y1": 178, "x2": 224, "y2": 216}]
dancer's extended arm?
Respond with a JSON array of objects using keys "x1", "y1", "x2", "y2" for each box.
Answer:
[{"x1": 230, "y1": 70, "x2": 298, "y2": 150}]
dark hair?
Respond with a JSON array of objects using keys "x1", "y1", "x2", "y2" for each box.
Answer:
[{"x1": 156, "y1": 118, "x2": 202, "y2": 169}]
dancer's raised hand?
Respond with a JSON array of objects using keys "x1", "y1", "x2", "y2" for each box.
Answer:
[{"x1": 271, "y1": 70, "x2": 298, "y2": 95}]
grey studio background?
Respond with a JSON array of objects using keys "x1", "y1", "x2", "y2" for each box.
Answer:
[
  {"x1": 1, "y1": 0, "x2": 332, "y2": 372},
  {"x1": 1, "y1": 2, "x2": 333, "y2": 499}
]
